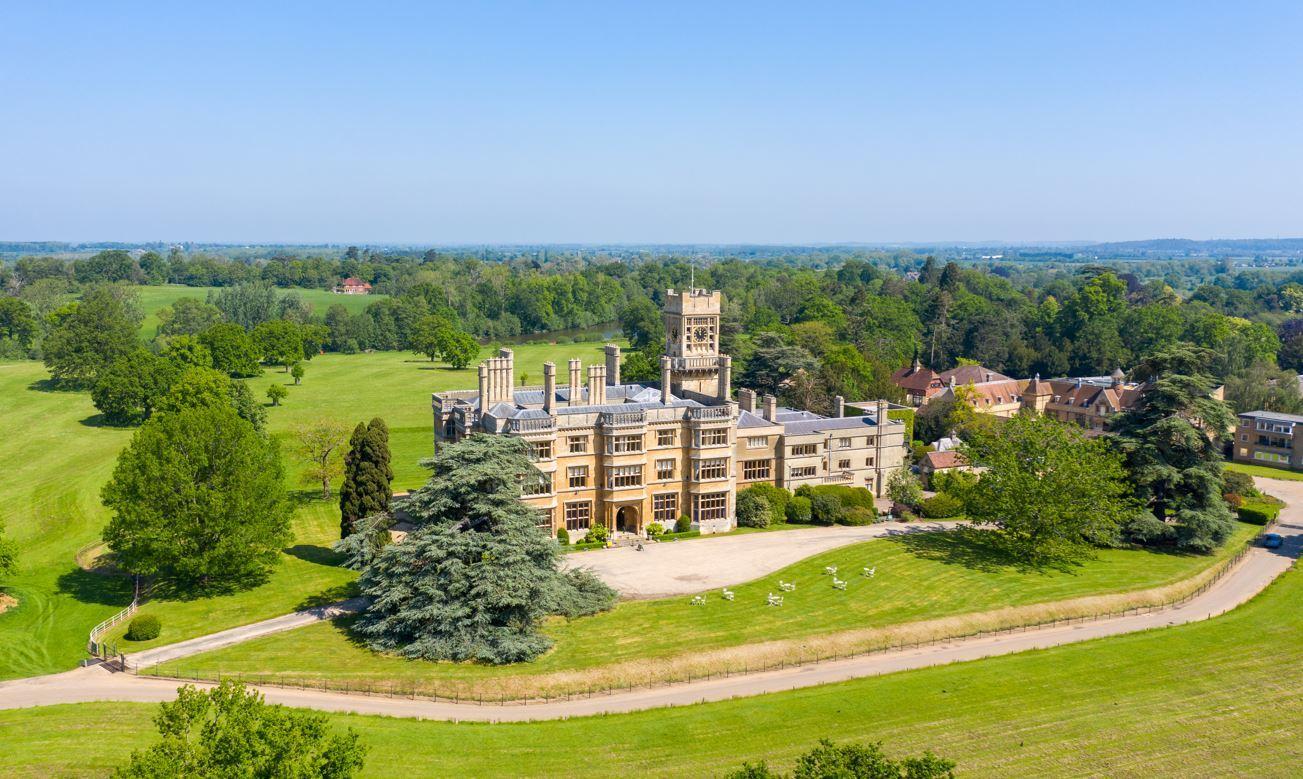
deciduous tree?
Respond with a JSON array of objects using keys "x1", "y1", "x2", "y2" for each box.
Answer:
[
  {"x1": 113, "y1": 681, "x2": 365, "y2": 778},
  {"x1": 296, "y1": 419, "x2": 350, "y2": 499},
  {"x1": 102, "y1": 404, "x2": 290, "y2": 587},
  {"x1": 42, "y1": 285, "x2": 142, "y2": 386},
  {"x1": 961, "y1": 412, "x2": 1134, "y2": 562}
]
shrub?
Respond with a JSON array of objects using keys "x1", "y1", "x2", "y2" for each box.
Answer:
[
  {"x1": 586, "y1": 521, "x2": 609, "y2": 544},
  {"x1": 125, "y1": 614, "x2": 161, "y2": 641},
  {"x1": 555, "y1": 527, "x2": 569, "y2": 545},
  {"x1": 809, "y1": 493, "x2": 845, "y2": 525},
  {"x1": 1223, "y1": 493, "x2": 1243, "y2": 510},
  {"x1": 839, "y1": 506, "x2": 878, "y2": 526},
  {"x1": 930, "y1": 469, "x2": 977, "y2": 496},
  {"x1": 736, "y1": 490, "x2": 772, "y2": 528},
  {"x1": 920, "y1": 492, "x2": 965, "y2": 518},
  {"x1": 646, "y1": 522, "x2": 665, "y2": 538},
  {"x1": 675, "y1": 514, "x2": 692, "y2": 534},
  {"x1": 785, "y1": 496, "x2": 813, "y2": 524},
  {"x1": 1222, "y1": 469, "x2": 1257, "y2": 498},
  {"x1": 1238, "y1": 502, "x2": 1280, "y2": 525},
  {"x1": 809, "y1": 484, "x2": 876, "y2": 509},
  {"x1": 794, "y1": 484, "x2": 815, "y2": 500},
  {"x1": 743, "y1": 483, "x2": 790, "y2": 524}
]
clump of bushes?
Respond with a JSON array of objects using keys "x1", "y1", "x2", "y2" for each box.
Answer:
[
  {"x1": 785, "y1": 495, "x2": 813, "y2": 524},
  {"x1": 586, "y1": 521, "x2": 609, "y2": 545},
  {"x1": 645, "y1": 522, "x2": 665, "y2": 538},
  {"x1": 555, "y1": 527, "x2": 570, "y2": 545},
  {"x1": 736, "y1": 490, "x2": 773, "y2": 528},
  {"x1": 1222, "y1": 469, "x2": 1259, "y2": 500},
  {"x1": 809, "y1": 493, "x2": 845, "y2": 525},
  {"x1": 920, "y1": 493, "x2": 964, "y2": 519},
  {"x1": 742, "y1": 483, "x2": 790, "y2": 524},
  {"x1": 125, "y1": 614, "x2": 161, "y2": 641},
  {"x1": 675, "y1": 514, "x2": 692, "y2": 534},
  {"x1": 840, "y1": 506, "x2": 878, "y2": 526}
]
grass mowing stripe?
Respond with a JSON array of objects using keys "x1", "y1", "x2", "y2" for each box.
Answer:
[{"x1": 4, "y1": 568, "x2": 1300, "y2": 778}]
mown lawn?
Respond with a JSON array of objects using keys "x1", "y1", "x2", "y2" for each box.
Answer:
[
  {"x1": 134, "y1": 285, "x2": 383, "y2": 339},
  {"x1": 4, "y1": 567, "x2": 1300, "y2": 778},
  {"x1": 148, "y1": 521, "x2": 1259, "y2": 689},
  {"x1": 1, "y1": 342, "x2": 621, "y2": 677},
  {"x1": 1226, "y1": 461, "x2": 1303, "y2": 482}
]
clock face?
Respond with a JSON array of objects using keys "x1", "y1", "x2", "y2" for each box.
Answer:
[{"x1": 693, "y1": 326, "x2": 709, "y2": 342}]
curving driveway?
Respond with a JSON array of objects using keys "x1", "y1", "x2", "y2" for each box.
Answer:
[
  {"x1": 566, "y1": 520, "x2": 956, "y2": 598},
  {"x1": 0, "y1": 480, "x2": 1297, "y2": 722}
]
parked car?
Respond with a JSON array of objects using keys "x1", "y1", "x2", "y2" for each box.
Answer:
[{"x1": 1261, "y1": 533, "x2": 1283, "y2": 549}]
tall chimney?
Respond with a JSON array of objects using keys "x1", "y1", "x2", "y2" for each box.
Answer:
[
  {"x1": 543, "y1": 362, "x2": 556, "y2": 414},
  {"x1": 604, "y1": 344, "x2": 621, "y2": 386},
  {"x1": 499, "y1": 348, "x2": 515, "y2": 397},
  {"x1": 588, "y1": 365, "x2": 606, "y2": 406},
  {"x1": 763, "y1": 394, "x2": 777, "y2": 423},
  {"x1": 738, "y1": 388, "x2": 756, "y2": 413},
  {"x1": 568, "y1": 359, "x2": 583, "y2": 406},
  {"x1": 834, "y1": 395, "x2": 845, "y2": 418},
  {"x1": 718, "y1": 355, "x2": 732, "y2": 402},
  {"x1": 478, "y1": 363, "x2": 489, "y2": 408},
  {"x1": 660, "y1": 356, "x2": 673, "y2": 405}
]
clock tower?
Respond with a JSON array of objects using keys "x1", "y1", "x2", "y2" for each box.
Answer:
[{"x1": 663, "y1": 288, "x2": 731, "y2": 399}]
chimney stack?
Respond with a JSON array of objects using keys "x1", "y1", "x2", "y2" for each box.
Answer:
[
  {"x1": 543, "y1": 362, "x2": 556, "y2": 414},
  {"x1": 568, "y1": 359, "x2": 583, "y2": 406},
  {"x1": 718, "y1": 354, "x2": 732, "y2": 402},
  {"x1": 588, "y1": 364, "x2": 607, "y2": 406},
  {"x1": 604, "y1": 344, "x2": 621, "y2": 386},
  {"x1": 834, "y1": 395, "x2": 845, "y2": 418},
  {"x1": 738, "y1": 388, "x2": 756, "y2": 413},
  {"x1": 985, "y1": 371, "x2": 993, "y2": 383},
  {"x1": 498, "y1": 348, "x2": 514, "y2": 396},
  {"x1": 478, "y1": 363, "x2": 489, "y2": 409},
  {"x1": 660, "y1": 356, "x2": 673, "y2": 405},
  {"x1": 763, "y1": 394, "x2": 777, "y2": 423}
]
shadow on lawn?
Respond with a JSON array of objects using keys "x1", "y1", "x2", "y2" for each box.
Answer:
[
  {"x1": 56, "y1": 565, "x2": 135, "y2": 608},
  {"x1": 296, "y1": 582, "x2": 361, "y2": 611},
  {"x1": 285, "y1": 544, "x2": 344, "y2": 568},
  {"x1": 894, "y1": 526, "x2": 1081, "y2": 575}
]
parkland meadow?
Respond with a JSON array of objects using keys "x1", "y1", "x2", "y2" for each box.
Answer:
[
  {"x1": 147, "y1": 520, "x2": 1259, "y2": 698},
  {"x1": 0, "y1": 341, "x2": 620, "y2": 677},
  {"x1": 134, "y1": 285, "x2": 382, "y2": 339},
  {"x1": 4, "y1": 567, "x2": 1300, "y2": 778}
]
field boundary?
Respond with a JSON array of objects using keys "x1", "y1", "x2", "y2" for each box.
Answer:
[{"x1": 133, "y1": 529, "x2": 1265, "y2": 703}]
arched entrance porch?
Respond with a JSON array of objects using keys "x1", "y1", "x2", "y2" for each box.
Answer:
[{"x1": 615, "y1": 504, "x2": 640, "y2": 535}]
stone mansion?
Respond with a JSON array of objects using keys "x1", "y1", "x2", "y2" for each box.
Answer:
[{"x1": 432, "y1": 289, "x2": 907, "y2": 538}]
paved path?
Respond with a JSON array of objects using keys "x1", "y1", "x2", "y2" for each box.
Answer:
[
  {"x1": 566, "y1": 520, "x2": 956, "y2": 598},
  {"x1": 124, "y1": 598, "x2": 367, "y2": 668},
  {"x1": 1, "y1": 480, "x2": 1296, "y2": 722}
]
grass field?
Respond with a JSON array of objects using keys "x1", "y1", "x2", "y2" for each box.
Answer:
[
  {"x1": 146, "y1": 521, "x2": 1258, "y2": 696},
  {"x1": 0, "y1": 342, "x2": 620, "y2": 677},
  {"x1": 133, "y1": 285, "x2": 383, "y2": 339},
  {"x1": 4, "y1": 567, "x2": 1300, "y2": 778},
  {"x1": 1226, "y1": 461, "x2": 1303, "y2": 482}
]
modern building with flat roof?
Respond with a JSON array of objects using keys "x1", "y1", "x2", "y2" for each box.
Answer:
[{"x1": 1232, "y1": 410, "x2": 1303, "y2": 470}]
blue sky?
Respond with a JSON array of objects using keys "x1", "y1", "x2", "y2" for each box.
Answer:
[{"x1": 1, "y1": 2, "x2": 1301, "y2": 244}]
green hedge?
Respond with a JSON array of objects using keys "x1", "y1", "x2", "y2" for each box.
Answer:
[{"x1": 1238, "y1": 502, "x2": 1281, "y2": 525}]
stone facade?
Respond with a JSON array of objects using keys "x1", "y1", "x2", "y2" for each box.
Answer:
[{"x1": 432, "y1": 289, "x2": 907, "y2": 539}]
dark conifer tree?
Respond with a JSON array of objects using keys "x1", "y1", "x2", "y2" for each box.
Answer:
[{"x1": 338, "y1": 418, "x2": 393, "y2": 538}]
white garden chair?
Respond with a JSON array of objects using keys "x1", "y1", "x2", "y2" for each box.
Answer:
[
  {"x1": 690, "y1": 595, "x2": 705, "y2": 606},
  {"x1": 767, "y1": 593, "x2": 784, "y2": 607},
  {"x1": 832, "y1": 577, "x2": 847, "y2": 590},
  {"x1": 721, "y1": 587, "x2": 735, "y2": 601},
  {"x1": 862, "y1": 566, "x2": 876, "y2": 578},
  {"x1": 779, "y1": 580, "x2": 796, "y2": 592},
  {"x1": 824, "y1": 565, "x2": 838, "y2": 576}
]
